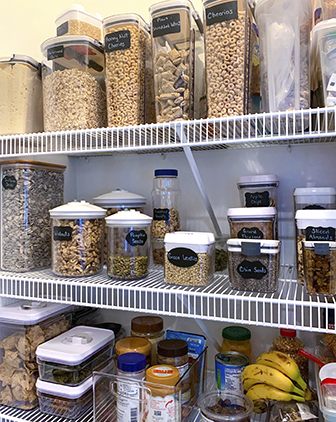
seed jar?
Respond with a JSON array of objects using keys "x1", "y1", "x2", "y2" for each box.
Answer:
[{"x1": 215, "y1": 352, "x2": 249, "y2": 392}]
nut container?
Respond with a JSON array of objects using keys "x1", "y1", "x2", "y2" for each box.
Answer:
[
  {"x1": 203, "y1": 0, "x2": 254, "y2": 118},
  {"x1": 0, "y1": 160, "x2": 65, "y2": 272},
  {"x1": 164, "y1": 231, "x2": 215, "y2": 286},
  {"x1": 0, "y1": 301, "x2": 72, "y2": 409},
  {"x1": 106, "y1": 210, "x2": 152, "y2": 280},
  {"x1": 50, "y1": 200, "x2": 106, "y2": 277},
  {"x1": 0, "y1": 55, "x2": 43, "y2": 135},
  {"x1": 237, "y1": 174, "x2": 279, "y2": 208},
  {"x1": 40, "y1": 35, "x2": 106, "y2": 132},
  {"x1": 37, "y1": 326, "x2": 115, "y2": 386},
  {"x1": 227, "y1": 239, "x2": 281, "y2": 293}
]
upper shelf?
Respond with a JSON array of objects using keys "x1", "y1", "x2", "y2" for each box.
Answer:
[{"x1": 1, "y1": 107, "x2": 336, "y2": 157}]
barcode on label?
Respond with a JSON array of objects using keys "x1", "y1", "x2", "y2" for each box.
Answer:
[
  {"x1": 131, "y1": 408, "x2": 138, "y2": 422},
  {"x1": 154, "y1": 411, "x2": 162, "y2": 416}
]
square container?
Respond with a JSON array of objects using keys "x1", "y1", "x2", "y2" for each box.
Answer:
[
  {"x1": 0, "y1": 301, "x2": 72, "y2": 409},
  {"x1": 0, "y1": 55, "x2": 43, "y2": 136},
  {"x1": 294, "y1": 187, "x2": 336, "y2": 212},
  {"x1": 237, "y1": 174, "x2": 279, "y2": 208},
  {"x1": 37, "y1": 326, "x2": 115, "y2": 386},
  {"x1": 227, "y1": 239, "x2": 281, "y2": 293},
  {"x1": 164, "y1": 231, "x2": 215, "y2": 286},
  {"x1": 0, "y1": 160, "x2": 65, "y2": 272},
  {"x1": 227, "y1": 207, "x2": 277, "y2": 239}
]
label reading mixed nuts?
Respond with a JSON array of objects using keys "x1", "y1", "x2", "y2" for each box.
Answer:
[
  {"x1": 153, "y1": 208, "x2": 170, "y2": 221},
  {"x1": 237, "y1": 260, "x2": 267, "y2": 279},
  {"x1": 2, "y1": 175, "x2": 17, "y2": 190},
  {"x1": 53, "y1": 226, "x2": 73, "y2": 241},
  {"x1": 105, "y1": 30, "x2": 131, "y2": 53},
  {"x1": 306, "y1": 226, "x2": 335, "y2": 241},
  {"x1": 57, "y1": 21, "x2": 69, "y2": 36},
  {"x1": 245, "y1": 191, "x2": 270, "y2": 207},
  {"x1": 238, "y1": 227, "x2": 263, "y2": 239},
  {"x1": 167, "y1": 247, "x2": 198, "y2": 268},
  {"x1": 126, "y1": 230, "x2": 147, "y2": 247},
  {"x1": 47, "y1": 46, "x2": 64, "y2": 60},
  {"x1": 152, "y1": 13, "x2": 181, "y2": 38},
  {"x1": 205, "y1": 1, "x2": 238, "y2": 25}
]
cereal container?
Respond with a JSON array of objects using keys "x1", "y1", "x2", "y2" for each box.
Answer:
[
  {"x1": 237, "y1": 174, "x2": 279, "y2": 208},
  {"x1": 0, "y1": 300, "x2": 72, "y2": 409},
  {"x1": 106, "y1": 210, "x2": 152, "y2": 280},
  {"x1": 0, "y1": 55, "x2": 43, "y2": 135},
  {"x1": 202, "y1": 0, "x2": 254, "y2": 117},
  {"x1": 164, "y1": 231, "x2": 215, "y2": 286},
  {"x1": 40, "y1": 35, "x2": 106, "y2": 132},
  {"x1": 0, "y1": 160, "x2": 66, "y2": 272},
  {"x1": 227, "y1": 239, "x2": 281, "y2": 293},
  {"x1": 50, "y1": 200, "x2": 106, "y2": 277},
  {"x1": 227, "y1": 207, "x2": 277, "y2": 239}
]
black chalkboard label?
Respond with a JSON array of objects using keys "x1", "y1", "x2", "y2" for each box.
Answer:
[
  {"x1": 152, "y1": 13, "x2": 181, "y2": 38},
  {"x1": 105, "y1": 30, "x2": 131, "y2": 52},
  {"x1": 2, "y1": 175, "x2": 17, "y2": 190},
  {"x1": 238, "y1": 227, "x2": 263, "y2": 239},
  {"x1": 245, "y1": 191, "x2": 270, "y2": 207},
  {"x1": 126, "y1": 230, "x2": 148, "y2": 247},
  {"x1": 57, "y1": 21, "x2": 69, "y2": 36},
  {"x1": 167, "y1": 247, "x2": 198, "y2": 268},
  {"x1": 237, "y1": 260, "x2": 267, "y2": 280},
  {"x1": 47, "y1": 46, "x2": 64, "y2": 60},
  {"x1": 54, "y1": 226, "x2": 73, "y2": 241},
  {"x1": 205, "y1": 1, "x2": 238, "y2": 25},
  {"x1": 153, "y1": 208, "x2": 170, "y2": 221},
  {"x1": 306, "y1": 226, "x2": 335, "y2": 241},
  {"x1": 303, "y1": 204, "x2": 325, "y2": 210}
]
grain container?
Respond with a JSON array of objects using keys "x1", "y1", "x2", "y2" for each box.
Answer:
[
  {"x1": 237, "y1": 174, "x2": 279, "y2": 208},
  {"x1": 227, "y1": 207, "x2": 277, "y2": 239}
]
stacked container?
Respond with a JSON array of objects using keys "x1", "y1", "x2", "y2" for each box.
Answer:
[
  {"x1": 237, "y1": 175, "x2": 279, "y2": 208},
  {"x1": 227, "y1": 207, "x2": 277, "y2": 239}
]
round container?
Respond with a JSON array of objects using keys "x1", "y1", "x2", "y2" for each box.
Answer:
[
  {"x1": 50, "y1": 200, "x2": 106, "y2": 277},
  {"x1": 215, "y1": 352, "x2": 249, "y2": 392},
  {"x1": 221, "y1": 327, "x2": 252, "y2": 363},
  {"x1": 131, "y1": 316, "x2": 165, "y2": 365},
  {"x1": 237, "y1": 175, "x2": 279, "y2": 208},
  {"x1": 116, "y1": 337, "x2": 152, "y2": 368},
  {"x1": 294, "y1": 187, "x2": 336, "y2": 211},
  {"x1": 106, "y1": 210, "x2": 152, "y2": 280}
]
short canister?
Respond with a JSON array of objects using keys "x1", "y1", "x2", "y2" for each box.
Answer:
[
  {"x1": 116, "y1": 337, "x2": 152, "y2": 368},
  {"x1": 237, "y1": 175, "x2": 279, "y2": 208},
  {"x1": 131, "y1": 316, "x2": 164, "y2": 365},
  {"x1": 215, "y1": 352, "x2": 249, "y2": 392},
  {"x1": 221, "y1": 326, "x2": 252, "y2": 363}
]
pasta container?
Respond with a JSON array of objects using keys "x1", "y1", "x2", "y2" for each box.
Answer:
[
  {"x1": 237, "y1": 174, "x2": 279, "y2": 208},
  {"x1": 0, "y1": 301, "x2": 72, "y2": 409},
  {"x1": 227, "y1": 207, "x2": 277, "y2": 239}
]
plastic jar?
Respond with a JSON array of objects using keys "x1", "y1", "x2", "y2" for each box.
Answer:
[
  {"x1": 237, "y1": 175, "x2": 279, "y2": 208},
  {"x1": 131, "y1": 316, "x2": 165, "y2": 365},
  {"x1": 294, "y1": 187, "x2": 336, "y2": 212},
  {"x1": 116, "y1": 337, "x2": 152, "y2": 368},
  {"x1": 221, "y1": 326, "x2": 252, "y2": 363}
]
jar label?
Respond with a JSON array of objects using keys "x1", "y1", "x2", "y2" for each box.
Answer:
[
  {"x1": 145, "y1": 391, "x2": 179, "y2": 422},
  {"x1": 167, "y1": 248, "x2": 198, "y2": 268},
  {"x1": 153, "y1": 208, "x2": 170, "y2": 221},
  {"x1": 117, "y1": 381, "x2": 141, "y2": 422},
  {"x1": 152, "y1": 13, "x2": 181, "y2": 38},
  {"x1": 238, "y1": 227, "x2": 263, "y2": 239},
  {"x1": 205, "y1": 1, "x2": 238, "y2": 26},
  {"x1": 152, "y1": 366, "x2": 174, "y2": 376},
  {"x1": 57, "y1": 21, "x2": 69, "y2": 36},
  {"x1": 2, "y1": 175, "x2": 17, "y2": 190},
  {"x1": 306, "y1": 226, "x2": 335, "y2": 241},
  {"x1": 105, "y1": 30, "x2": 131, "y2": 53},
  {"x1": 47, "y1": 46, "x2": 64, "y2": 60},
  {"x1": 54, "y1": 226, "x2": 73, "y2": 241},
  {"x1": 126, "y1": 230, "x2": 147, "y2": 246},
  {"x1": 245, "y1": 191, "x2": 270, "y2": 207},
  {"x1": 237, "y1": 260, "x2": 267, "y2": 279}
]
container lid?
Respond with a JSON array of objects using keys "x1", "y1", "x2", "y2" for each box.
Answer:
[
  {"x1": 165, "y1": 231, "x2": 215, "y2": 246},
  {"x1": 227, "y1": 207, "x2": 277, "y2": 218},
  {"x1": 303, "y1": 241, "x2": 336, "y2": 249},
  {"x1": 158, "y1": 339, "x2": 188, "y2": 357},
  {"x1": 131, "y1": 316, "x2": 164, "y2": 334},
  {"x1": 92, "y1": 189, "x2": 146, "y2": 207},
  {"x1": 0, "y1": 160, "x2": 66, "y2": 172},
  {"x1": 295, "y1": 210, "x2": 336, "y2": 229},
  {"x1": 293, "y1": 187, "x2": 336, "y2": 205},
  {"x1": 0, "y1": 301, "x2": 72, "y2": 325},
  {"x1": 146, "y1": 365, "x2": 180, "y2": 385},
  {"x1": 237, "y1": 174, "x2": 279, "y2": 186},
  {"x1": 103, "y1": 13, "x2": 149, "y2": 32},
  {"x1": 116, "y1": 337, "x2": 152, "y2": 355},
  {"x1": 149, "y1": 0, "x2": 200, "y2": 22},
  {"x1": 55, "y1": 4, "x2": 102, "y2": 24},
  {"x1": 312, "y1": 18, "x2": 336, "y2": 41},
  {"x1": 36, "y1": 376, "x2": 92, "y2": 399},
  {"x1": 280, "y1": 328, "x2": 296, "y2": 338},
  {"x1": 50, "y1": 200, "x2": 106, "y2": 219},
  {"x1": 0, "y1": 54, "x2": 39, "y2": 70},
  {"x1": 118, "y1": 352, "x2": 147, "y2": 372},
  {"x1": 36, "y1": 326, "x2": 115, "y2": 365},
  {"x1": 41, "y1": 34, "x2": 103, "y2": 54},
  {"x1": 222, "y1": 326, "x2": 251, "y2": 342},
  {"x1": 154, "y1": 169, "x2": 178, "y2": 177},
  {"x1": 105, "y1": 210, "x2": 152, "y2": 227},
  {"x1": 227, "y1": 239, "x2": 281, "y2": 254}
]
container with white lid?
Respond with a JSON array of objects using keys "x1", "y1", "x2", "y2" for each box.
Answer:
[
  {"x1": 227, "y1": 207, "x2": 277, "y2": 240},
  {"x1": 164, "y1": 231, "x2": 215, "y2": 286},
  {"x1": 50, "y1": 200, "x2": 106, "y2": 277},
  {"x1": 0, "y1": 300, "x2": 72, "y2": 409},
  {"x1": 106, "y1": 210, "x2": 152, "y2": 280},
  {"x1": 294, "y1": 187, "x2": 336, "y2": 211},
  {"x1": 37, "y1": 326, "x2": 115, "y2": 386},
  {"x1": 55, "y1": 4, "x2": 103, "y2": 41},
  {"x1": 237, "y1": 174, "x2": 279, "y2": 208},
  {"x1": 227, "y1": 239, "x2": 281, "y2": 293}
]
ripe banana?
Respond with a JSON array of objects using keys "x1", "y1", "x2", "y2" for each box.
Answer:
[
  {"x1": 242, "y1": 364, "x2": 305, "y2": 397},
  {"x1": 246, "y1": 384, "x2": 306, "y2": 403}
]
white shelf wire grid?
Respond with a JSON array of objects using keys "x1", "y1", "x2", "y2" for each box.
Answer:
[
  {"x1": 0, "y1": 265, "x2": 334, "y2": 333},
  {"x1": 1, "y1": 107, "x2": 336, "y2": 157}
]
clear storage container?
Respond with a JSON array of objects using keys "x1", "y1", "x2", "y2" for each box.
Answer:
[
  {"x1": 0, "y1": 301, "x2": 72, "y2": 409},
  {"x1": 164, "y1": 231, "x2": 215, "y2": 286},
  {"x1": 50, "y1": 200, "x2": 106, "y2": 277},
  {"x1": 294, "y1": 187, "x2": 336, "y2": 212},
  {"x1": 0, "y1": 55, "x2": 43, "y2": 135},
  {"x1": 0, "y1": 160, "x2": 65, "y2": 272},
  {"x1": 203, "y1": 0, "x2": 254, "y2": 118},
  {"x1": 237, "y1": 174, "x2": 279, "y2": 208},
  {"x1": 215, "y1": 235, "x2": 229, "y2": 272},
  {"x1": 37, "y1": 326, "x2": 115, "y2": 386},
  {"x1": 40, "y1": 35, "x2": 106, "y2": 132},
  {"x1": 227, "y1": 207, "x2": 277, "y2": 239},
  {"x1": 322, "y1": 0, "x2": 336, "y2": 20},
  {"x1": 106, "y1": 210, "x2": 152, "y2": 280},
  {"x1": 227, "y1": 239, "x2": 281, "y2": 293}
]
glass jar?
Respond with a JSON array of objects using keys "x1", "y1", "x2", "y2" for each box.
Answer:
[
  {"x1": 116, "y1": 337, "x2": 152, "y2": 368},
  {"x1": 221, "y1": 326, "x2": 252, "y2": 363}
]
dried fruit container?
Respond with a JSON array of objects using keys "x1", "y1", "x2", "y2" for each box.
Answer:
[
  {"x1": 0, "y1": 55, "x2": 43, "y2": 135},
  {"x1": 0, "y1": 160, "x2": 65, "y2": 272},
  {"x1": 0, "y1": 300, "x2": 72, "y2": 409},
  {"x1": 50, "y1": 200, "x2": 106, "y2": 277},
  {"x1": 40, "y1": 35, "x2": 106, "y2": 132},
  {"x1": 237, "y1": 174, "x2": 279, "y2": 208}
]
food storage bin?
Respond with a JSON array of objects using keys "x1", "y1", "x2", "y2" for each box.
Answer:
[
  {"x1": 215, "y1": 235, "x2": 229, "y2": 272},
  {"x1": 237, "y1": 174, "x2": 279, "y2": 208},
  {"x1": 106, "y1": 209, "x2": 152, "y2": 280},
  {"x1": 255, "y1": 0, "x2": 311, "y2": 112},
  {"x1": 227, "y1": 207, "x2": 277, "y2": 239},
  {"x1": 0, "y1": 300, "x2": 72, "y2": 409},
  {"x1": 72, "y1": 306, "x2": 101, "y2": 327},
  {"x1": 149, "y1": 0, "x2": 205, "y2": 122},
  {"x1": 0, "y1": 55, "x2": 43, "y2": 135},
  {"x1": 294, "y1": 187, "x2": 336, "y2": 211},
  {"x1": 50, "y1": 200, "x2": 106, "y2": 277},
  {"x1": 55, "y1": 4, "x2": 102, "y2": 41},
  {"x1": 203, "y1": 0, "x2": 254, "y2": 118},
  {"x1": 40, "y1": 35, "x2": 106, "y2": 132},
  {"x1": 227, "y1": 239, "x2": 281, "y2": 293},
  {"x1": 322, "y1": 0, "x2": 336, "y2": 19},
  {"x1": 0, "y1": 160, "x2": 65, "y2": 272},
  {"x1": 164, "y1": 231, "x2": 215, "y2": 286}
]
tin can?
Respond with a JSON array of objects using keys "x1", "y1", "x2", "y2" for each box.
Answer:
[{"x1": 215, "y1": 352, "x2": 249, "y2": 392}]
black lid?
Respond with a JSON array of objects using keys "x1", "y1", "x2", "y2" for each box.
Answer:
[{"x1": 157, "y1": 339, "x2": 188, "y2": 357}]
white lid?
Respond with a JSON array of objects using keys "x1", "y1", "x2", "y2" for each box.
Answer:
[
  {"x1": 0, "y1": 301, "x2": 72, "y2": 325},
  {"x1": 237, "y1": 174, "x2": 279, "y2": 186},
  {"x1": 55, "y1": 4, "x2": 102, "y2": 24},
  {"x1": 92, "y1": 189, "x2": 146, "y2": 207},
  {"x1": 41, "y1": 35, "x2": 103, "y2": 54},
  {"x1": 164, "y1": 231, "x2": 215, "y2": 253},
  {"x1": 227, "y1": 239, "x2": 281, "y2": 254},
  {"x1": 312, "y1": 18, "x2": 336, "y2": 41},
  {"x1": 50, "y1": 200, "x2": 106, "y2": 219},
  {"x1": 293, "y1": 187, "x2": 336, "y2": 205},
  {"x1": 149, "y1": 0, "x2": 200, "y2": 22},
  {"x1": 37, "y1": 376, "x2": 92, "y2": 399},
  {"x1": 105, "y1": 210, "x2": 152, "y2": 227},
  {"x1": 295, "y1": 209, "x2": 336, "y2": 229},
  {"x1": 0, "y1": 54, "x2": 39, "y2": 70},
  {"x1": 36, "y1": 326, "x2": 114, "y2": 365},
  {"x1": 227, "y1": 207, "x2": 277, "y2": 218},
  {"x1": 103, "y1": 13, "x2": 149, "y2": 32}
]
